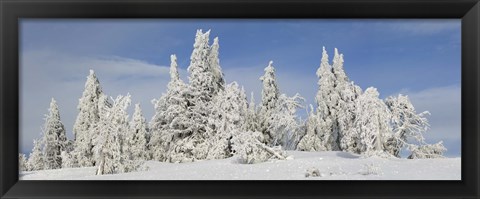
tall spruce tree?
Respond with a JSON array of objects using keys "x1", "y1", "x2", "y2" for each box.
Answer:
[
  {"x1": 259, "y1": 61, "x2": 280, "y2": 146},
  {"x1": 126, "y1": 103, "x2": 148, "y2": 160},
  {"x1": 42, "y1": 98, "x2": 67, "y2": 170},
  {"x1": 93, "y1": 94, "x2": 134, "y2": 175},
  {"x1": 245, "y1": 92, "x2": 259, "y2": 132},
  {"x1": 72, "y1": 70, "x2": 105, "y2": 167},
  {"x1": 331, "y1": 48, "x2": 362, "y2": 152},
  {"x1": 27, "y1": 139, "x2": 44, "y2": 171},
  {"x1": 149, "y1": 54, "x2": 190, "y2": 162},
  {"x1": 208, "y1": 37, "x2": 225, "y2": 93},
  {"x1": 315, "y1": 47, "x2": 340, "y2": 150}
]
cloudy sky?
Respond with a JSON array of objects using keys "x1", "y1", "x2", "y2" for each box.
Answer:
[{"x1": 19, "y1": 19, "x2": 461, "y2": 157}]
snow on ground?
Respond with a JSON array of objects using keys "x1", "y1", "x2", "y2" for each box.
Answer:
[{"x1": 20, "y1": 151, "x2": 460, "y2": 180}]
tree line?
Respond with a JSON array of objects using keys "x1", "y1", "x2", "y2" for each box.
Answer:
[{"x1": 19, "y1": 30, "x2": 446, "y2": 175}]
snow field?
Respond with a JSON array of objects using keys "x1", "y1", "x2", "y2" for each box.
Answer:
[{"x1": 20, "y1": 151, "x2": 460, "y2": 180}]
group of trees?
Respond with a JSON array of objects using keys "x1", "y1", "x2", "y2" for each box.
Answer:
[
  {"x1": 295, "y1": 47, "x2": 445, "y2": 158},
  {"x1": 20, "y1": 29, "x2": 446, "y2": 175},
  {"x1": 20, "y1": 70, "x2": 149, "y2": 174}
]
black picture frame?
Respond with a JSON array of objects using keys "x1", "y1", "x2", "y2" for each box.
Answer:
[{"x1": 1, "y1": 0, "x2": 479, "y2": 198}]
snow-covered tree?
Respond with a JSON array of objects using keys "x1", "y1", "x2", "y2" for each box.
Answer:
[
  {"x1": 269, "y1": 93, "x2": 305, "y2": 149},
  {"x1": 385, "y1": 94, "x2": 430, "y2": 157},
  {"x1": 158, "y1": 30, "x2": 229, "y2": 162},
  {"x1": 245, "y1": 92, "x2": 259, "y2": 132},
  {"x1": 149, "y1": 54, "x2": 190, "y2": 162},
  {"x1": 168, "y1": 29, "x2": 216, "y2": 161},
  {"x1": 231, "y1": 131, "x2": 287, "y2": 164},
  {"x1": 408, "y1": 141, "x2": 446, "y2": 159},
  {"x1": 187, "y1": 29, "x2": 215, "y2": 101},
  {"x1": 299, "y1": 47, "x2": 340, "y2": 151},
  {"x1": 207, "y1": 82, "x2": 249, "y2": 159},
  {"x1": 60, "y1": 140, "x2": 75, "y2": 168},
  {"x1": 19, "y1": 153, "x2": 28, "y2": 171},
  {"x1": 258, "y1": 61, "x2": 280, "y2": 146},
  {"x1": 27, "y1": 139, "x2": 44, "y2": 171},
  {"x1": 331, "y1": 48, "x2": 363, "y2": 153},
  {"x1": 72, "y1": 70, "x2": 105, "y2": 167},
  {"x1": 126, "y1": 104, "x2": 148, "y2": 160},
  {"x1": 42, "y1": 98, "x2": 67, "y2": 170},
  {"x1": 338, "y1": 82, "x2": 363, "y2": 153},
  {"x1": 297, "y1": 105, "x2": 325, "y2": 151},
  {"x1": 208, "y1": 37, "x2": 225, "y2": 93},
  {"x1": 93, "y1": 94, "x2": 138, "y2": 175},
  {"x1": 60, "y1": 151, "x2": 75, "y2": 168},
  {"x1": 354, "y1": 87, "x2": 392, "y2": 155}
]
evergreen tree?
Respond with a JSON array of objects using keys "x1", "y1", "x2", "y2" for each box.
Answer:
[
  {"x1": 245, "y1": 92, "x2": 259, "y2": 132},
  {"x1": 60, "y1": 140, "x2": 75, "y2": 168},
  {"x1": 161, "y1": 29, "x2": 228, "y2": 162},
  {"x1": 208, "y1": 37, "x2": 225, "y2": 93},
  {"x1": 172, "y1": 29, "x2": 216, "y2": 161},
  {"x1": 385, "y1": 94, "x2": 430, "y2": 157},
  {"x1": 72, "y1": 70, "x2": 105, "y2": 167},
  {"x1": 307, "y1": 47, "x2": 340, "y2": 151},
  {"x1": 27, "y1": 139, "x2": 44, "y2": 171},
  {"x1": 207, "y1": 82, "x2": 249, "y2": 159},
  {"x1": 126, "y1": 103, "x2": 148, "y2": 160},
  {"x1": 331, "y1": 48, "x2": 363, "y2": 152},
  {"x1": 93, "y1": 94, "x2": 137, "y2": 175},
  {"x1": 42, "y1": 98, "x2": 67, "y2": 170},
  {"x1": 149, "y1": 54, "x2": 190, "y2": 162},
  {"x1": 269, "y1": 93, "x2": 305, "y2": 149},
  {"x1": 187, "y1": 29, "x2": 216, "y2": 102},
  {"x1": 258, "y1": 61, "x2": 280, "y2": 146},
  {"x1": 354, "y1": 87, "x2": 392, "y2": 155},
  {"x1": 297, "y1": 105, "x2": 325, "y2": 151},
  {"x1": 19, "y1": 153, "x2": 28, "y2": 171}
]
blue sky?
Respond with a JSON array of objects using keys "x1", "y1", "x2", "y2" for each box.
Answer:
[{"x1": 20, "y1": 19, "x2": 461, "y2": 157}]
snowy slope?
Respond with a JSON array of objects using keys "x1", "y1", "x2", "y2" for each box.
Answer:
[{"x1": 20, "y1": 151, "x2": 460, "y2": 180}]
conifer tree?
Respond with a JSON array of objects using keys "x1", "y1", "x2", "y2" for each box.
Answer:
[
  {"x1": 245, "y1": 92, "x2": 259, "y2": 132},
  {"x1": 126, "y1": 103, "x2": 148, "y2": 160},
  {"x1": 19, "y1": 153, "x2": 28, "y2": 171},
  {"x1": 72, "y1": 70, "x2": 105, "y2": 167},
  {"x1": 27, "y1": 139, "x2": 44, "y2": 171},
  {"x1": 176, "y1": 30, "x2": 215, "y2": 161},
  {"x1": 259, "y1": 61, "x2": 280, "y2": 146},
  {"x1": 331, "y1": 48, "x2": 363, "y2": 152},
  {"x1": 93, "y1": 94, "x2": 135, "y2": 175},
  {"x1": 354, "y1": 87, "x2": 392, "y2": 155},
  {"x1": 149, "y1": 54, "x2": 189, "y2": 162},
  {"x1": 312, "y1": 47, "x2": 340, "y2": 150},
  {"x1": 208, "y1": 37, "x2": 225, "y2": 93},
  {"x1": 207, "y1": 82, "x2": 249, "y2": 159},
  {"x1": 297, "y1": 105, "x2": 325, "y2": 151},
  {"x1": 42, "y1": 98, "x2": 67, "y2": 170}
]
